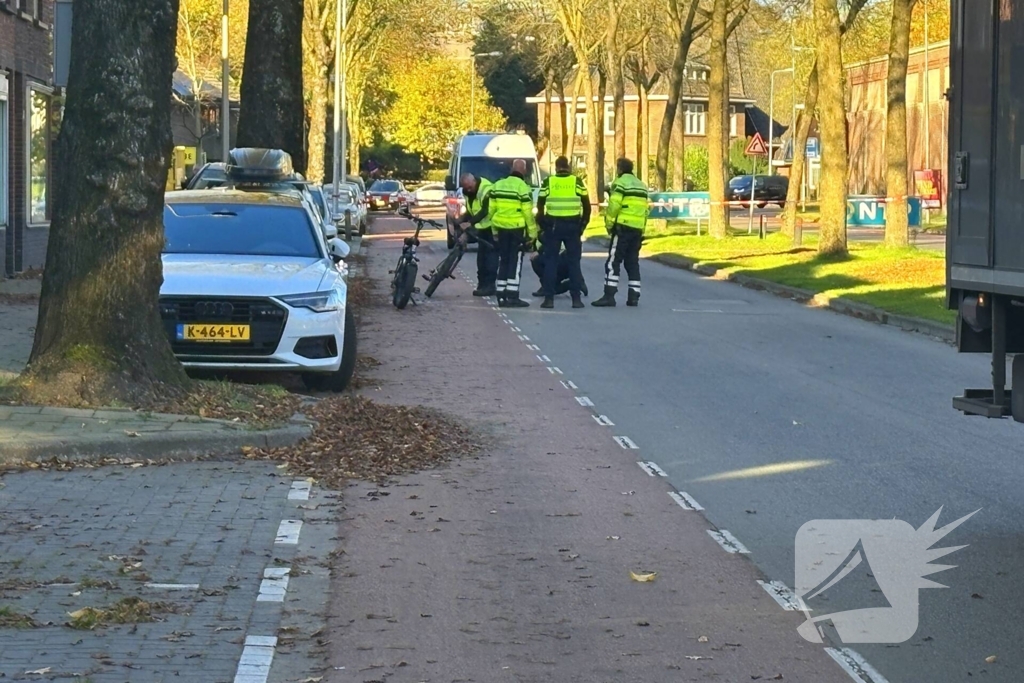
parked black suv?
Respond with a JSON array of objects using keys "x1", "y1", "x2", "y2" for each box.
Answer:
[{"x1": 728, "y1": 174, "x2": 789, "y2": 208}]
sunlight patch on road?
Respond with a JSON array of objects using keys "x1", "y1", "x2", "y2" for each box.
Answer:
[{"x1": 692, "y1": 459, "x2": 833, "y2": 482}]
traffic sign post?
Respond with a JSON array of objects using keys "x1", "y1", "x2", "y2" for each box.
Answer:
[{"x1": 745, "y1": 133, "x2": 769, "y2": 236}]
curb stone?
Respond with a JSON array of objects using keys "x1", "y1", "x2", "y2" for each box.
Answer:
[
  {"x1": 585, "y1": 236, "x2": 955, "y2": 344},
  {"x1": 0, "y1": 417, "x2": 312, "y2": 466}
]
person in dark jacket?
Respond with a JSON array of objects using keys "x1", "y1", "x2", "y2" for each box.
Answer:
[{"x1": 531, "y1": 244, "x2": 589, "y2": 297}]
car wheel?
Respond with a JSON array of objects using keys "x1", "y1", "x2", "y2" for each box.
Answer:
[
  {"x1": 777, "y1": 200, "x2": 786, "y2": 209},
  {"x1": 757, "y1": 202, "x2": 767, "y2": 209},
  {"x1": 300, "y1": 373, "x2": 328, "y2": 392},
  {"x1": 326, "y1": 307, "x2": 357, "y2": 392}
]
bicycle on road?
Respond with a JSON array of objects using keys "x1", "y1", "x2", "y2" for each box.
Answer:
[
  {"x1": 390, "y1": 208, "x2": 443, "y2": 309},
  {"x1": 421, "y1": 221, "x2": 495, "y2": 298}
]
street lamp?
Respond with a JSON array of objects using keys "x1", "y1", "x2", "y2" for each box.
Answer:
[
  {"x1": 469, "y1": 51, "x2": 502, "y2": 130},
  {"x1": 769, "y1": 67, "x2": 794, "y2": 175}
]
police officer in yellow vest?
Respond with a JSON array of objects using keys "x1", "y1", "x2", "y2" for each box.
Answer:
[
  {"x1": 451, "y1": 173, "x2": 498, "y2": 296},
  {"x1": 536, "y1": 156, "x2": 590, "y2": 309},
  {"x1": 593, "y1": 158, "x2": 649, "y2": 308},
  {"x1": 487, "y1": 159, "x2": 538, "y2": 308}
]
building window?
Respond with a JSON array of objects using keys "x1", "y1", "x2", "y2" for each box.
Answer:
[
  {"x1": 685, "y1": 104, "x2": 706, "y2": 136},
  {"x1": 928, "y1": 68, "x2": 942, "y2": 102},
  {"x1": 572, "y1": 154, "x2": 586, "y2": 169},
  {"x1": 27, "y1": 85, "x2": 52, "y2": 225},
  {"x1": 604, "y1": 102, "x2": 614, "y2": 136},
  {"x1": 17, "y1": 0, "x2": 39, "y2": 17},
  {"x1": 574, "y1": 108, "x2": 587, "y2": 136}
]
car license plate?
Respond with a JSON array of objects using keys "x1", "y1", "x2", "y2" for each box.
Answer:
[{"x1": 176, "y1": 324, "x2": 250, "y2": 342}]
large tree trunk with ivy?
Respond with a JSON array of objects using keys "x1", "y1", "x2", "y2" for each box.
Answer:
[
  {"x1": 707, "y1": 0, "x2": 729, "y2": 238},
  {"x1": 884, "y1": 0, "x2": 916, "y2": 247},
  {"x1": 813, "y1": 0, "x2": 848, "y2": 255},
  {"x1": 781, "y1": 65, "x2": 819, "y2": 237},
  {"x1": 306, "y1": 68, "x2": 329, "y2": 182},
  {"x1": 237, "y1": 0, "x2": 307, "y2": 173},
  {"x1": 25, "y1": 0, "x2": 188, "y2": 405}
]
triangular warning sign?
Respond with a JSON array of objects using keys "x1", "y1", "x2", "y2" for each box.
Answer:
[{"x1": 745, "y1": 132, "x2": 769, "y2": 156}]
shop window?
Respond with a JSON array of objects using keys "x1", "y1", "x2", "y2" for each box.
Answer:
[{"x1": 27, "y1": 85, "x2": 52, "y2": 225}]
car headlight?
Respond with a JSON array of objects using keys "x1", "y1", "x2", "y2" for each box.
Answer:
[{"x1": 278, "y1": 290, "x2": 343, "y2": 312}]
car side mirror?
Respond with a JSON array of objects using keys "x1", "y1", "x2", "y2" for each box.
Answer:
[
  {"x1": 444, "y1": 175, "x2": 456, "y2": 192},
  {"x1": 324, "y1": 223, "x2": 338, "y2": 239},
  {"x1": 329, "y1": 237, "x2": 350, "y2": 262}
]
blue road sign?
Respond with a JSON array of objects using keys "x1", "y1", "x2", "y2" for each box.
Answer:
[
  {"x1": 806, "y1": 137, "x2": 820, "y2": 160},
  {"x1": 846, "y1": 196, "x2": 921, "y2": 227}
]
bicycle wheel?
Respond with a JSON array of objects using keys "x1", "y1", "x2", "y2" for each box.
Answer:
[
  {"x1": 424, "y1": 248, "x2": 463, "y2": 298},
  {"x1": 393, "y1": 261, "x2": 417, "y2": 310}
]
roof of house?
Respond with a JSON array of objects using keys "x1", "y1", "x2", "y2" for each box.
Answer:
[
  {"x1": 526, "y1": 63, "x2": 754, "y2": 104},
  {"x1": 172, "y1": 70, "x2": 237, "y2": 103}
]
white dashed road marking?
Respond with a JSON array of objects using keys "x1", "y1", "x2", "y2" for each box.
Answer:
[
  {"x1": 592, "y1": 414, "x2": 614, "y2": 426},
  {"x1": 668, "y1": 491, "x2": 704, "y2": 511},
  {"x1": 637, "y1": 461, "x2": 667, "y2": 477},
  {"x1": 288, "y1": 480, "x2": 311, "y2": 501},
  {"x1": 504, "y1": 319, "x2": 514, "y2": 325},
  {"x1": 518, "y1": 335, "x2": 530, "y2": 341},
  {"x1": 575, "y1": 396, "x2": 595, "y2": 407},
  {"x1": 257, "y1": 567, "x2": 291, "y2": 603},
  {"x1": 537, "y1": 355, "x2": 551, "y2": 362},
  {"x1": 548, "y1": 367, "x2": 564, "y2": 375},
  {"x1": 614, "y1": 436, "x2": 639, "y2": 449},
  {"x1": 526, "y1": 344, "x2": 540, "y2": 351},
  {"x1": 144, "y1": 583, "x2": 200, "y2": 591},
  {"x1": 274, "y1": 520, "x2": 302, "y2": 545},
  {"x1": 234, "y1": 636, "x2": 277, "y2": 683},
  {"x1": 707, "y1": 530, "x2": 750, "y2": 554},
  {"x1": 825, "y1": 648, "x2": 892, "y2": 683},
  {"x1": 511, "y1": 326, "x2": 522, "y2": 332},
  {"x1": 757, "y1": 580, "x2": 804, "y2": 611}
]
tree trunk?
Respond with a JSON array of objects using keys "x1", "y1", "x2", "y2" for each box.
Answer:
[
  {"x1": 237, "y1": 0, "x2": 307, "y2": 174},
  {"x1": 611, "y1": 55, "x2": 626, "y2": 161},
  {"x1": 559, "y1": 73, "x2": 570, "y2": 157},
  {"x1": 657, "y1": 43, "x2": 687, "y2": 191},
  {"x1": 26, "y1": 0, "x2": 187, "y2": 404},
  {"x1": 707, "y1": 0, "x2": 729, "y2": 238},
  {"x1": 813, "y1": 0, "x2": 848, "y2": 255},
  {"x1": 306, "y1": 64, "x2": 329, "y2": 183},
  {"x1": 581, "y1": 64, "x2": 600, "y2": 198},
  {"x1": 673, "y1": 94, "x2": 685, "y2": 190},
  {"x1": 781, "y1": 65, "x2": 820, "y2": 237},
  {"x1": 543, "y1": 66, "x2": 555, "y2": 164},
  {"x1": 884, "y1": 0, "x2": 915, "y2": 247},
  {"x1": 596, "y1": 69, "x2": 608, "y2": 193},
  {"x1": 636, "y1": 85, "x2": 645, "y2": 180}
]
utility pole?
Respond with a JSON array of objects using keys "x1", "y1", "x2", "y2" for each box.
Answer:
[
  {"x1": 221, "y1": 0, "x2": 230, "y2": 163},
  {"x1": 923, "y1": 0, "x2": 930, "y2": 171}
]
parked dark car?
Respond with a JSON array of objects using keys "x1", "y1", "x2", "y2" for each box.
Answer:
[
  {"x1": 366, "y1": 179, "x2": 406, "y2": 211},
  {"x1": 728, "y1": 174, "x2": 788, "y2": 208}
]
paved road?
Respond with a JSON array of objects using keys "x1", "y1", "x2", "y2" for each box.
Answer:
[
  {"x1": 326, "y1": 216, "x2": 856, "y2": 682},
  {"x1": 434, "y1": 225, "x2": 1018, "y2": 682}
]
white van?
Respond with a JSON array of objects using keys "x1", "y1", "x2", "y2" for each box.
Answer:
[{"x1": 443, "y1": 132, "x2": 540, "y2": 248}]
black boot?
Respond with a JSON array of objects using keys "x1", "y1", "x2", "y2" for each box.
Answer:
[
  {"x1": 504, "y1": 294, "x2": 530, "y2": 308},
  {"x1": 627, "y1": 289, "x2": 640, "y2": 307},
  {"x1": 571, "y1": 292, "x2": 584, "y2": 309},
  {"x1": 531, "y1": 288, "x2": 545, "y2": 297},
  {"x1": 591, "y1": 286, "x2": 617, "y2": 307},
  {"x1": 581, "y1": 281, "x2": 589, "y2": 298},
  {"x1": 541, "y1": 296, "x2": 554, "y2": 309},
  {"x1": 473, "y1": 285, "x2": 497, "y2": 297}
]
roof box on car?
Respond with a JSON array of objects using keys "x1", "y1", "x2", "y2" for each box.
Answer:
[{"x1": 225, "y1": 148, "x2": 295, "y2": 183}]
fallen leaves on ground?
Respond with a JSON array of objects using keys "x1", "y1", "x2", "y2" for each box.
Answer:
[
  {"x1": 629, "y1": 571, "x2": 657, "y2": 583},
  {"x1": 150, "y1": 381, "x2": 302, "y2": 428},
  {"x1": 0, "y1": 606, "x2": 39, "y2": 629},
  {"x1": 246, "y1": 396, "x2": 479, "y2": 487},
  {"x1": 67, "y1": 597, "x2": 175, "y2": 630}
]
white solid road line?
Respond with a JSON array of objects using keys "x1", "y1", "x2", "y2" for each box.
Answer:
[
  {"x1": 637, "y1": 461, "x2": 667, "y2": 477},
  {"x1": 757, "y1": 580, "x2": 805, "y2": 611},
  {"x1": 274, "y1": 520, "x2": 302, "y2": 545},
  {"x1": 144, "y1": 583, "x2": 200, "y2": 590},
  {"x1": 575, "y1": 396, "x2": 595, "y2": 407},
  {"x1": 668, "y1": 491, "x2": 704, "y2": 511},
  {"x1": 257, "y1": 567, "x2": 291, "y2": 603},
  {"x1": 233, "y1": 635, "x2": 277, "y2": 683},
  {"x1": 825, "y1": 647, "x2": 892, "y2": 683},
  {"x1": 592, "y1": 414, "x2": 614, "y2": 426},
  {"x1": 615, "y1": 436, "x2": 639, "y2": 449},
  {"x1": 707, "y1": 529, "x2": 751, "y2": 554},
  {"x1": 288, "y1": 480, "x2": 311, "y2": 501}
]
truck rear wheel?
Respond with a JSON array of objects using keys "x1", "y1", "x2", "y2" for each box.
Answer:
[{"x1": 1012, "y1": 354, "x2": 1024, "y2": 423}]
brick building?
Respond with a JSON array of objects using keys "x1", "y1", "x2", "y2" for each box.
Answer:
[
  {"x1": 846, "y1": 40, "x2": 950, "y2": 196},
  {"x1": 526, "y1": 64, "x2": 754, "y2": 179},
  {"x1": 0, "y1": 0, "x2": 54, "y2": 276}
]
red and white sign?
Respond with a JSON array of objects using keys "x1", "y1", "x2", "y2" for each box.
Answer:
[
  {"x1": 914, "y1": 169, "x2": 943, "y2": 209},
  {"x1": 745, "y1": 132, "x2": 769, "y2": 157}
]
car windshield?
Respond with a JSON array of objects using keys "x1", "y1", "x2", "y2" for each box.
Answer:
[
  {"x1": 189, "y1": 166, "x2": 227, "y2": 189},
  {"x1": 370, "y1": 180, "x2": 400, "y2": 192},
  {"x1": 459, "y1": 157, "x2": 539, "y2": 187},
  {"x1": 308, "y1": 186, "x2": 329, "y2": 214},
  {"x1": 164, "y1": 203, "x2": 321, "y2": 258},
  {"x1": 729, "y1": 176, "x2": 751, "y2": 187}
]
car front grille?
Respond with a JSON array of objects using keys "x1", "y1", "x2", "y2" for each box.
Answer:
[{"x1": 159, "y1": 296, "x2": 288, "y2": 358}]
